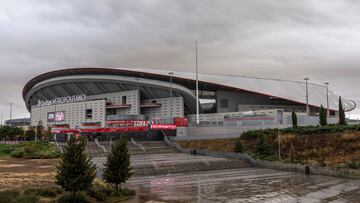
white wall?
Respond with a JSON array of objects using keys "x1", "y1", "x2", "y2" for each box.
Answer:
[
  {"x1": 31, "y1": 99, "x2": 106, "y2": 128},
  {"x1": 142, "y1": 97, "x2": 184, "y2": 120},
  {"x1": 88, "y1": 90, "x2": 140, "y2": 115}
]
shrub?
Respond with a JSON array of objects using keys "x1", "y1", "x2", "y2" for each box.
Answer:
[
  {"x1": 57, "y1": 192, "x2": 90, "y2": 203},
  {"x1": 8, "y1": 142, "x2": 61, "y2": 159},
  {"x1": 2, "y1": 145, "x2": 16, "y2": 153},
  {"x1": 234, "y1": 138, "x2": 244, "y2": 153},
  {"x1": 23, "y1": 186, "x2": 62, "y2": 198},
  {"x1": 0, "y1": 190, "x2": 20, "y2": 203},
  {"x1": 241, "y1": 128, "x2": 278, "y2": 140},
  {"x1": 254, "y1": 136, "x2": 275, "y2": 160},
  {"x1": 13, "y1": 193, "x2": 39, "y2": 203},
  {"x1": 0, "y1": 190, "x2": 39, "y2": 203},
  {"x1": 86, "y1": 180, "x2": 112, "y2": 201},
  {"x1": 10, "y1": 149, "x2": 24, "y2": 158},
  {"x1": 22, "y1": 188, "x2": 38, "y2": 195},
  {"x1": 39, "y1": 187, "x2": 63, "y2": 197},
  {"x1": 240, "y1": 125, "x2": 360, "y2": 139},
  {"x1": 121, "y1": 188, "x2": 135, "y2": 196}
]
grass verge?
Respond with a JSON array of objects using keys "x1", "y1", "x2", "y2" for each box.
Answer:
[{"x1": 3, "y1": 142, "x2": 61, "y2": 159}]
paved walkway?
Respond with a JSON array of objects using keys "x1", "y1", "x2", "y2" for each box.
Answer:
[
  {"x1": 91, "y1": 141, "x2": 360, "y2": 203},
  {"x1": 128, "y1": 167, "x2": 360, "y2": 203}
]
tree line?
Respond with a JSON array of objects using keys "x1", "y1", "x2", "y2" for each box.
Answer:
[
  {"x1": 292, "y1": 96, "x2": 347, "y2": 128},
  {"x1": 0, "y1": 125, "x2": 51, "y2": 141}
]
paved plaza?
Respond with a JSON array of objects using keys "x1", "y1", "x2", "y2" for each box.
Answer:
[{"x1": 92, "y1": 142, "x2": 360, "y2": 203}]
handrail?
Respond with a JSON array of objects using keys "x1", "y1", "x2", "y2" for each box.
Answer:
[
  {"x1": 95, "y1": 139, "x2": 107, "y2": 153},
  {"x1": 54, "y1": 139, "x2": 64, "y2": 154},
  {"x1": 131, "y1": 138, "x2": 146, "y2": 152}
]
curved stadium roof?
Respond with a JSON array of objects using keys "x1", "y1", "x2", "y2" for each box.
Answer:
[{"x1": 23, "y1": 67, "x2": 356, "y2": 112}]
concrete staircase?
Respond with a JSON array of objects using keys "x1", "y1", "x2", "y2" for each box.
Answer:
[
  {"x1": 91, "y1": 140, "x2": 252, "y2": 178},
  {"x1": 85, "y1": 142, "x2": 105, "y2": 158},
  {"x1": 137, "y1": 141, "x2": 179, "y2": 154}
]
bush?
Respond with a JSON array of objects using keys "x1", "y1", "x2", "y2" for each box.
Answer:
[
  {"x1": 234, "y1": 139, "x2": 244, "y2": 153},
  {"x1": 7, "y1": 142, "x2": 61, "y2": 159},
  {"x1": 0, "y1": 190, "x2": 20, "y2": 203},
  {"x1": 39, "y1": 187, "x2": 63, "y2": 197},
  {"x1": 13, "y1": 193, "x2": 38, "y2": 203},
  {"x1": 240, "y1": 124, "x2": 360, "y2": 139},
  {"x1": 241, "y1": 128, "x2": 278, "y2": 140},
  {"x1": 0, "y1": 190, "x2": 39, "y2": 203},
  {"x1": 2, "y1": 145, "x2": 16, "y2": 153},
  {"x1": 254, "y1": 136, "x2": 275, "y2": 160},
  {"x1": 86, "y1": 181, "x2": 112, "y2": 201},
  {"x1": 57, "y1": 192, "x2": 90, "y2": 203},
  {"x1": 10, "y1": 149, "x2": 24, "y2": 158},
  {"x1": 23, "y1": 186, "x2": 63, "y2": 198},
  {"x1": 121, "y1": 188, "x2": 135, "y2": 196}
]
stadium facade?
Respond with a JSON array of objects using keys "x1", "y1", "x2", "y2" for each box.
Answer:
[{"x1": 22, "y1": 68, "x2": 356, "y2": 137}]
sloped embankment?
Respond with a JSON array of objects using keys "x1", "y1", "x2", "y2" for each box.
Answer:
[{"x1": 177, "y1": 125, "x2": 360, "y2": 167}]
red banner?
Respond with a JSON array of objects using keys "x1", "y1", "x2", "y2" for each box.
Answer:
[
  {"x1": 174, "y1": 117, "x2": 188, "y2": 127},
  {"x1": 151, "y1": 124, "x2": 177, "y2": 130},
  {"x1": 51, "y1": 124, "x2": 177, "y2": 134},
  {"x1": 80, "y1": 126, "x2": 149, "y2": 133}
]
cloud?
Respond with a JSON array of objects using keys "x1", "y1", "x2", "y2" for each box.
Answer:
[{"x1": 0, "y1": 0, "x2": 359, "y2": 120}]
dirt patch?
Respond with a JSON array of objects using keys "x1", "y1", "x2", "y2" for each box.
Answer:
[
  {"x1": 177, "y1": 138, "x2": 236, "y2": 152},
  {"x1": 0, "y1": 157, "x2": 59, "y2": 190}
]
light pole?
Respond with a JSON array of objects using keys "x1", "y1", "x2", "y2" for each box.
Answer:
[
  {"x1": 195, "y1": 40, "x2": 200, "y2": 151},
  {"x1": 0, "y1": 115, "x2": 2, "y2": 126},
  {"x1": 324, "y1": 82, "x2": 330, "y2": 116},
  {"x1": 9, "y1": 103, "x2": 13, "y2": 127},
  {"x1": 304, "y1": 78, "x2": 310, "y2": 116},
  {"x1": 168, "y1": 72, "x2": 174, "y2": 124}
]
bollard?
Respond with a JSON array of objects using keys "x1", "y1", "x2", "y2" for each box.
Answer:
[{"x1": 305, "y1": 166, "x2": 310, "y2": 174}]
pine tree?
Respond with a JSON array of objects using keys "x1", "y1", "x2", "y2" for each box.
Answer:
[
  {"x1": 56, "y1": 137, "x2": 96, "y2": 201},
  {"x1": 254, "y1": 135, "x2": 274, "y2": 159},
  {"x1": 338, "y1": 97, "x2": 347, "y2": 125},
  {"x1": 103, "y1": 136, "x2": 133, "y2": 196},
  {"x1": 291, "y1": 110, "x2": 297, "y2": 128},
  {"x1": 319, "y1": 105, "x2": 327, "y2": 126},
  {"x1": 234, "y1": 138, "x2": 244, "y2": 153}
]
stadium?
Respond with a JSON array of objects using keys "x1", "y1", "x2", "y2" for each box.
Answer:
[{"x1": 23, "y1": 67, "x2": 356, "y2": 140}]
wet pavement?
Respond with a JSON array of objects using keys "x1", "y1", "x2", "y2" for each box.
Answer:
[
  {"x1": 128, "y1": 167, "x2": 360, "y2": 203},
  {"x1": 92, "y1": 142, "x2": 360, "y2": 203}
]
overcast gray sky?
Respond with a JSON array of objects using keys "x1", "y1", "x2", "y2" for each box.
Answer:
[{"x1": 0, "y1": 0, "x2": 360, "y2": 122}]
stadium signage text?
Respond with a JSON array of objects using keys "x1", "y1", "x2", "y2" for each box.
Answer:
[{"x1": 37, "y1": 94, "x2": 86, "y2": 108}]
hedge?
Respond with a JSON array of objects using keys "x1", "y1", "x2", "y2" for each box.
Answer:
[{"x1": 240, "y1": 124, "x2": 360, "y2": 139}]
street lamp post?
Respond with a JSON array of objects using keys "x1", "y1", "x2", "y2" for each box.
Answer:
[
  {"x1": 195, "y1": 40, "x2": 200, "y2": 151},
  {"x1": 324, "y1": 82, "x2": 330, "y2": 116},
  {"x1": 304, "y1": 78, "x2": 310, "y2": 116},
  {"x1": 168, "y1": 72, "x2": 174, "y2": 124},
  {"x1": 9, "y1": 103, "x2": 13, "y2": 127}
]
